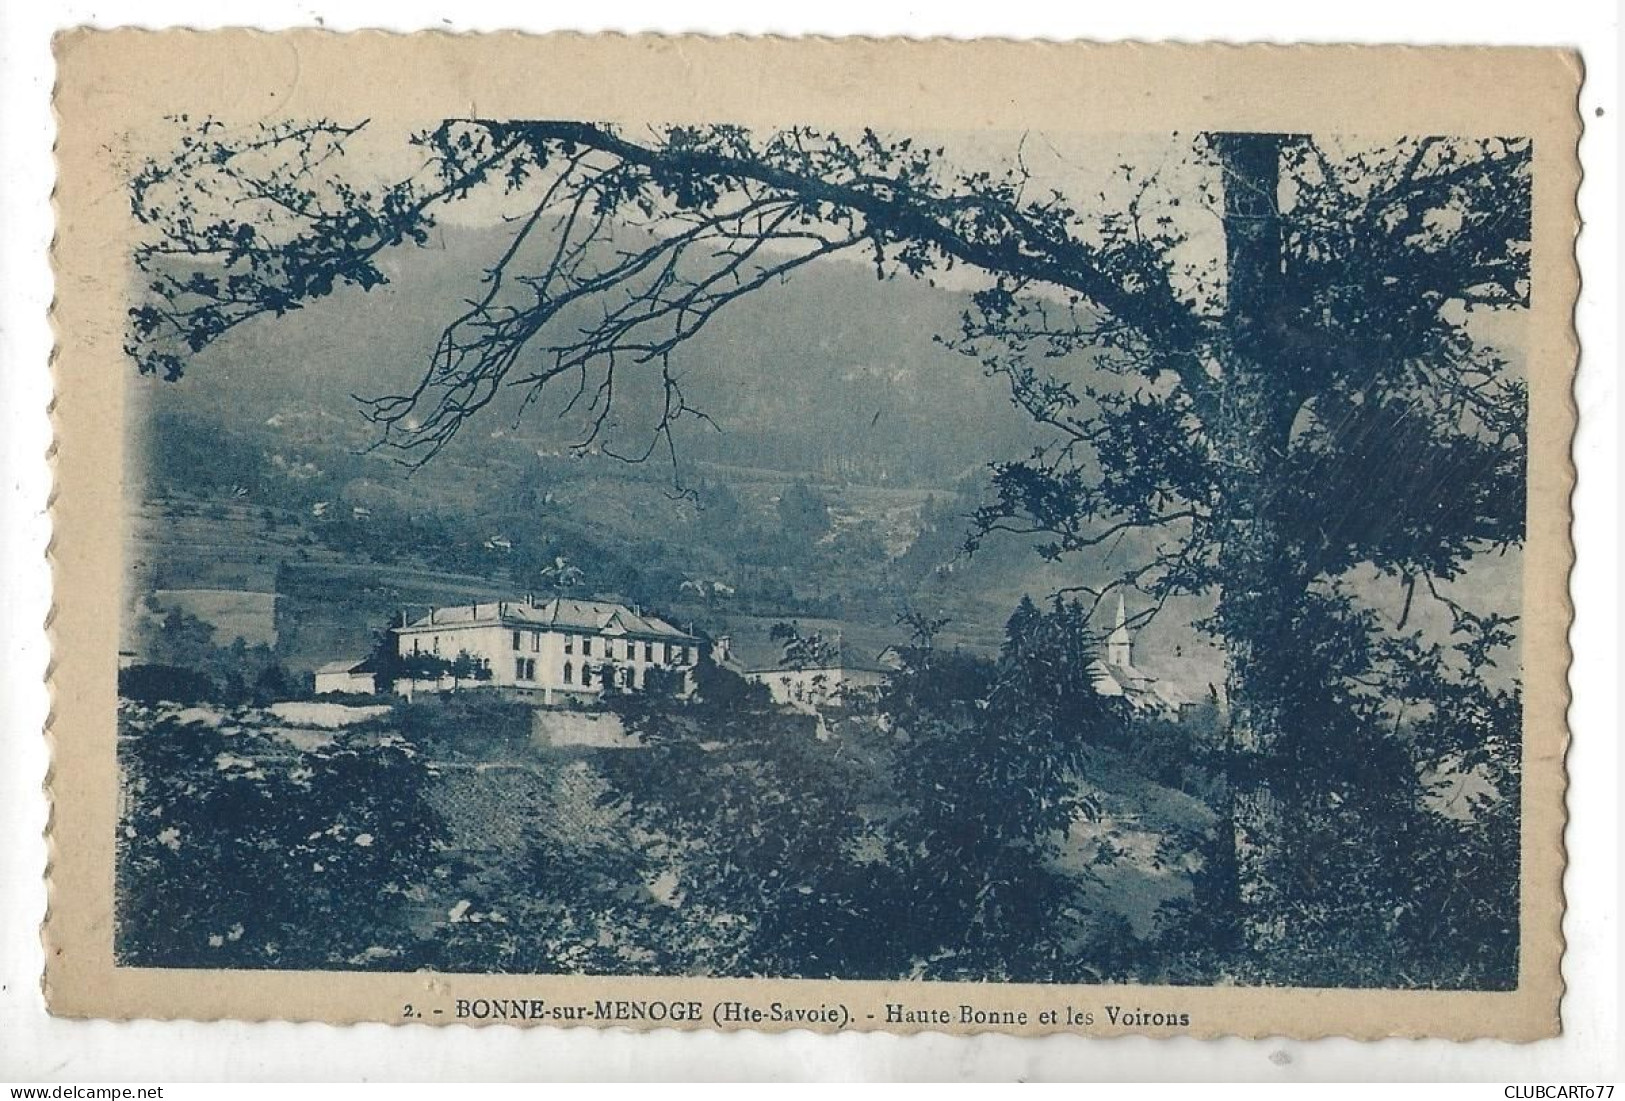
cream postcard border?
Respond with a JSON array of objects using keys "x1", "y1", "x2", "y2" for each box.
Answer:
[{"x1": 46, "y1": 30, "x2": 1581, "y2": 1039}]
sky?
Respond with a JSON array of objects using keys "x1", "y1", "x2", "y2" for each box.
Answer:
[{"x1": 141, "y1": 116, "x2": 1529, "y2": 367}]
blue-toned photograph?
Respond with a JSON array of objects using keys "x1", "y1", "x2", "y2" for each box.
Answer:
[{"x1": 113, "y1": 119, "x2": 1528, "y2": 991}]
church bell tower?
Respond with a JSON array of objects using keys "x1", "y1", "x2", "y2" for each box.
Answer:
[{"x1": 1107, "y1": 593, "x2": 1133, "y2": 669}]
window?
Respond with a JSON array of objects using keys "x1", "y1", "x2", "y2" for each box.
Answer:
[
  {"x1": 580, "y1": 664, "x2": 592, "y2": 687},
  {"x1": 663, "y1": 642, "x2": 672, "y2": 663},
  {"x1": 582, "y1": 638, "x2": 593, "y2": 657},
  {"x1": 512, "y1": 630, "x2": 523, "y2": 651},
  {"x1": 564, "y1": 634, "x2": 574, "y2": 655},
  {"x1": 563, "y1": 662, "x2": 573, "y2": 685},
  {"x1": 411, "y1": 639, "x2": 420, "y2": 655},
  {"x1": 644, "y1": 643, "x2": 654, "y2": 662},
  {"x1": 433, "y1": 636, "x2": 441, "y2": 655},
  {"x1": 625, "y1": 666, "x2": 637, "y2": 688},
  {"x1": 531, "y1": 631, "x2": 541, "y2": 652},
  {"x1": 625, "y1": 640, "x2": 636, "y2": 661},
  {"x1": 677, "y1": 645, "x2": 689, "y2": 665},
  {"x1": 515, "y1": 657, "x2": 528, "y2": 681}
]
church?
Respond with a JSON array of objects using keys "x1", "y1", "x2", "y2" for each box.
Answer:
[{"x1": 1087, "y1": 594, "x2": 1191, "y2": 715}]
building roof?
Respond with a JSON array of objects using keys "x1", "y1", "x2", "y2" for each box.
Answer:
[
  {"x1": 728, "y1": 639, "x2": 897, "y2": 676},
  {"x1": 315, "y1": 658, "x2": 370, "y2": 676},
  {"x1": 399, "y1": 598, "x2": 696, "y2": 641},
  {"x1": 1089, "y1": 654, "x2": 1209, "y2": 713}
]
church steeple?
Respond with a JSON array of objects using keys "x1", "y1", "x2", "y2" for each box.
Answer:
[{"x1": 1107, "y1": 592, "x2": 1132, "y2": 668}]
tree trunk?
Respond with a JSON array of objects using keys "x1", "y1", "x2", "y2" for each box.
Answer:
[{"x1": 1210, "y1": 132, "x2": 1308, "y2": 964}]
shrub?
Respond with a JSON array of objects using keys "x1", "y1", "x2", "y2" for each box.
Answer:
[
  {"x1": 118, "y1": 663, "x2": 216, "y2": 706},
  {"x1": 391, "y1": 692, "x2": 535, "y2": 760}
]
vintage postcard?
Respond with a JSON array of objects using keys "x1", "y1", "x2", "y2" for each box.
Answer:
[{"x1": 47, "y1": 32, "x2": 1580, "y2": 1039}]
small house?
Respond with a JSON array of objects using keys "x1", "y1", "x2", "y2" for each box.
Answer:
[
  {"x1": 314, "y1": 658, "x2": 377, "y2": 696},
  {"x1": 716, "y1": 633, "x2": 895, "y2": 709}
]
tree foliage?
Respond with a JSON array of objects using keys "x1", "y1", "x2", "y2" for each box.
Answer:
[
  {"x1": 874, "y1": 597, "x2": 1129, "y2": 980},
  {"x1": 769, "y1": 620, "x2": 840, "y2": 670},
  {"x1": 117, "y1": 709, "x2": 440, "y2": 968},
  {"x1": 123, "y1": 600, "x2": 298, "y2": 706},
  {"x1": 601, "y1": 676, "x2": 894, "y2": 977}
]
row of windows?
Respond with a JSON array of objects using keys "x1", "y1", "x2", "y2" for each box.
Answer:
[
  {"x1": 516, "y1": 658, "x2": 651, "y2": 690},
  {"x1": 511, "y1": 630, "x2": 690, "y2": 665},
  {"x1": 410, "y1": 632, "x2": 692, "y2": 668}
]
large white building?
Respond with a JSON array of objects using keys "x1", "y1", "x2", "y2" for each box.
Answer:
[{"x1": 393, "y1": 597, "x2": 701, "y2": 705}]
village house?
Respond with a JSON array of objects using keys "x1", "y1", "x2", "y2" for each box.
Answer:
[
  {"x1": 712, "y1": 634, "x2": 894, "y2": 709},
  {"x1": 748, "y1": 662, "x2": 889, "y2": 708},
  {"x1": 313, "y1": 657, "x2": 377, "y2": 696},
  {"x1": 391, "y1": 597, "x2": 701, "y2": 705}
]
